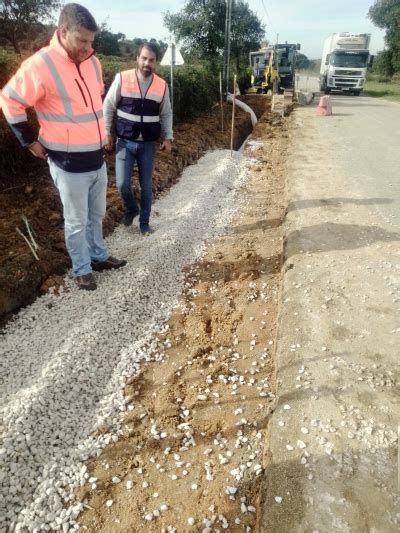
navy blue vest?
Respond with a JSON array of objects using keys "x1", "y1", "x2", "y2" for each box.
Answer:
[{"x1": 116, "y1": 70, "x2": 166, "y2": 142}]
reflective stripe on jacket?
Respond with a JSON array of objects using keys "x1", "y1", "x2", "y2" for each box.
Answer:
[
  {"x1": 1, "y1": 31, "x2": 106, "y2": 172},
  {"x1": 116, "y1": 70, "x2": 166, "y2": 142}
]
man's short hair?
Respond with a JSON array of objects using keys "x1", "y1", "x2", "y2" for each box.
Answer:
[
  {"x1": 138, "y1": 42, "x2": 159, "y2": 61},
  {"x1": 58, "y1": 3, "x2": 98, "y2": 32}
]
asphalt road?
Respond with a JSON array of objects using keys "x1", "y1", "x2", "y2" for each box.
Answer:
[{"x1": 260, "y1": 89, "x2": 400, "y2": 531}]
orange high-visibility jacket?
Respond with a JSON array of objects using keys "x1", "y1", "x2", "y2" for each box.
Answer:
[{"x1": 1, "y1": 31, "x2": 106, "y2": 172}]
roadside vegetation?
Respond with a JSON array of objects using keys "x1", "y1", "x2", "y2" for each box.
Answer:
[
  {"x1": 365, "y1": 1, "x2": 400, "y2": 101},
  {"x1": 364, "y1": 74, "x2": 400, "y2": 102}
]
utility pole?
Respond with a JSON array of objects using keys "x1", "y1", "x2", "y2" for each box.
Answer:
[
  {"x1": 223, "y1": 0, "x2": 232, "y2": 100},
  {"x1": 170, "y1": 42, "x2": 175, "y2": 126}
]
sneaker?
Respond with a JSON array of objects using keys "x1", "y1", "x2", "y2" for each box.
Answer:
[
  {"x1": 121, "y1": 211, "x2": 139, "y2": 226},
  {"x1": 91, "y1": 256, "x2": 127, "y2": 272},
  {"x1": 140, "y1": 224, "x2": 153, "y2": 236},
  {"x1": 75, "y1": 273, "x2": 97, "y2": 291}
]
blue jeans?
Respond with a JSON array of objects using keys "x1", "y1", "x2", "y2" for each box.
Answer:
[
  {"x1": 115, "y1": 138, "x2": 156, "y2": 226},
  {"x1": 48, "y1": 159, "x2": 109, "y2": 277}
]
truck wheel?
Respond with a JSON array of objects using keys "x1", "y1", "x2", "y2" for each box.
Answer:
[
  {"x1": 324, "y1": 87, "x2": 331, "y2": 95},
  {"x1": 352, "y1": 90, "x2": 361, "y2": 96}
]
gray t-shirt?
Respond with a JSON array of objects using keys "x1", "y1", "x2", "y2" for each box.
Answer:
[{"x1": 103, "y1": 69, "x2": 173, "y2": 140}]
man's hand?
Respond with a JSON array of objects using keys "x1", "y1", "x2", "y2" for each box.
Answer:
[
  {"x1": 28, "y1": 141, "x2": 48, "y2": 160},
  {"x1": 105, "y1": 134, "x2": 114, "y2": 152},
  {"x1": 160, "y1": 139, "x2": 172, "y2": 154}
]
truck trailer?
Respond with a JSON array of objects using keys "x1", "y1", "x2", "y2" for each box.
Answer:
[{"x1": 320, "y1": 33, "x2": 373, "y2": 95}]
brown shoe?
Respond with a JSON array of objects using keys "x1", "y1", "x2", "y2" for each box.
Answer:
[
  {"x1": 91, "y1": 256, "x2": 127, "y2": 272},
  {"x1": 75, "y1": 273, "x2": 97, "y2": 291}
]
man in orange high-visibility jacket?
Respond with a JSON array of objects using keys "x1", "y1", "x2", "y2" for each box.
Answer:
[
  {"x1": 103, "y1": 42, "x2": 173, "y2": 236},
  {"x1": 1, "y1": 3, "x2": 126, "y2": 291}
]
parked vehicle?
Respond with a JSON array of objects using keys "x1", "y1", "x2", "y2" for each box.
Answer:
[
  {"x1": 250, "y1": 42, "x2": 301, "y2": 94},
  {"x1": 249, "y1": 46, "x2": 275, "y2": 93},
  {"x1": 320, "y1": 33, "x2": 373, "y2": 95}
]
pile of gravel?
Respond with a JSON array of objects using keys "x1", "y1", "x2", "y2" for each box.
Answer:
[{"x1": 0, "y1": 149, "x2": 251, "y2": 531}]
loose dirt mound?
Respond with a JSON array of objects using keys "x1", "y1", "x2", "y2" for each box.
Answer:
[{"x1": 0, "y1": 96, "x2": 268, "y2": 327}]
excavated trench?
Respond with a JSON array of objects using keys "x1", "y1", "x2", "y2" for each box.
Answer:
[
  {"x1": 0, "y1": 95, "x2": 270, "y2": 327},
  {"x1": 1, "y1": 98, "x2": 290, "y2": 531}
]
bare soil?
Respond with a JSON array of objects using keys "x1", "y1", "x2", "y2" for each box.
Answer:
[
  {"x1": 0, "y1": 96, "x2": 267, "y2": 327},
  {"x1": 76, "y1": 105, "x2": 290, "y2": 531}
]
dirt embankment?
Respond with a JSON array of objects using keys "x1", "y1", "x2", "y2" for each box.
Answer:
[{"x1": 0, "y1": 96, "x2": 268, "y2": 327}]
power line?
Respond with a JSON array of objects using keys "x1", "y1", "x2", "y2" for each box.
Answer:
[{"x1": 260, "y1": 0, "x2": 278, "y2": 36}]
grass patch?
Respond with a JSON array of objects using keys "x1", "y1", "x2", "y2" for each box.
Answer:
[{"x1": 363, "y1": 80, "x2": 400, "y2": 102}]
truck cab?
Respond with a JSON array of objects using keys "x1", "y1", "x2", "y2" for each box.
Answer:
[
  {"x1": 274, "y1": 43, "x2": 300, "y2": 90},
  {"x1": 320, "y1": 33, "x2": 373, "y2": 96}
]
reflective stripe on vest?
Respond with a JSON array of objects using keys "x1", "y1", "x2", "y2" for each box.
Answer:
[
  {"x1": 116, "y1": 109, "x2": 160, "y2": 123},
  {"x1": 36, "y1": 110, "x2": 103, "y2": 123},
  {"x1": 90, "y1": 56, "x2": 102, "y2": 85},
  {"x1": 39, "y1": 136, "x2": 107, "y2": 152},
  {"x1": 116, "y1": 70, "x2": 166, "y2": 142},
  {"x1": 4, "y1": 113, "x2": 28, "y2": 124},
  {"x1": 37, "y1": 50, "x2": 74, "y2": 117},
  {"x1": 2, "y1": 85, "x2": 29, "y2": 107}
]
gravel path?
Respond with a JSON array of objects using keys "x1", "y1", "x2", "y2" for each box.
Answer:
[{"x1": 0, "y1": 149, "x2": 249, "y2": 531}]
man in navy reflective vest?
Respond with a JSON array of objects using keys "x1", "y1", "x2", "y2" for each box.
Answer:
[{"x1": 104, "y1": 42, "x2": 173, "y2": 236}]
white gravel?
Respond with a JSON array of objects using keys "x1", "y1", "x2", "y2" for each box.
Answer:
[{"x1": 0, "y1": 149, "x2": 250, "y2": 532}]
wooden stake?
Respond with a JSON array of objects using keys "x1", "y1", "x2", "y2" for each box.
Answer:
[
  {"x1": 219, "y1": 72, "x2": 224, "y2": 132},
  {"x1": 230, "y1": 74, "x2": 237, "y2": 157}
]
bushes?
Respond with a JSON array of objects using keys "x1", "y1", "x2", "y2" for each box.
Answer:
[
  {"x1": 369, "y1": 50, "x2": 395, "y2": 78},
  {"x1": 159, "y1": 63, "x2": 219, "y2": 122},
  {"x1": 0, "y1": 48, "x2": 19, "y2": 88},
  {"x1": 237, "y1": 67, "x2": 252, "y2": 94},
  {"x1": 0, "y1": 109, "x2": 42, "y2": 181}
]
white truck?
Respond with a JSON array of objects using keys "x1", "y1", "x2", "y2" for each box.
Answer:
[{"x1": 320, "y1": 33, "x2": 373, "y2": 95}]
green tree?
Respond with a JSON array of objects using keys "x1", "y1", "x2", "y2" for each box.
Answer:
[
  {"x1": 93, "y1": 20, "x2": 122, "y2": 56},
  {"x1": 0, "y1": 0, "x2": 63, "y2": 54},
  {"x1": 368, "y1": 0, "x2": 400, "y2": 74},
  {"x1": 295, "y1": 53, "x2": 316, "y2": 71},
  {"x1": 131, "y1": 37, "x2": 168, "y2": 58},
  {"x1": 149, "y1": 38, "x2": 168, "y2": 59},
  {"x1": 370, "y1": 49, "x2": 395, "y2": 76},
  {"x1": 296, "y1": 53, "x2": 310, "y2": 70},
  {"x1": 117, "y1": 37, "x2": 167, "y2": 59},
  {"x1": 0, "y1": 46, "x2": 19, "y2": 85},
  {"x1": 163, "y1": 0, "x2": 265, "y2": 71}
]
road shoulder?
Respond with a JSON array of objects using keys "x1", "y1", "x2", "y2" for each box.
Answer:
[{"x1": 259, "y1": 102, "x2": 400, "y2": 532}]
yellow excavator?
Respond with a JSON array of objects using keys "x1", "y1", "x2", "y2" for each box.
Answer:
[{"x1": 249, "y1": 43, "x2": 301, "y2": 94}]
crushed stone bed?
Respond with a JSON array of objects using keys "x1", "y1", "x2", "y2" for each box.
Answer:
[{"x1": 0, "y1": 149, "x2": 256, "y2": 531}]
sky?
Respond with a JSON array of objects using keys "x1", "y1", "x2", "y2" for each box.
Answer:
[{"x1": 79, "y1": 0, "x2": 385, "y2": 59}]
